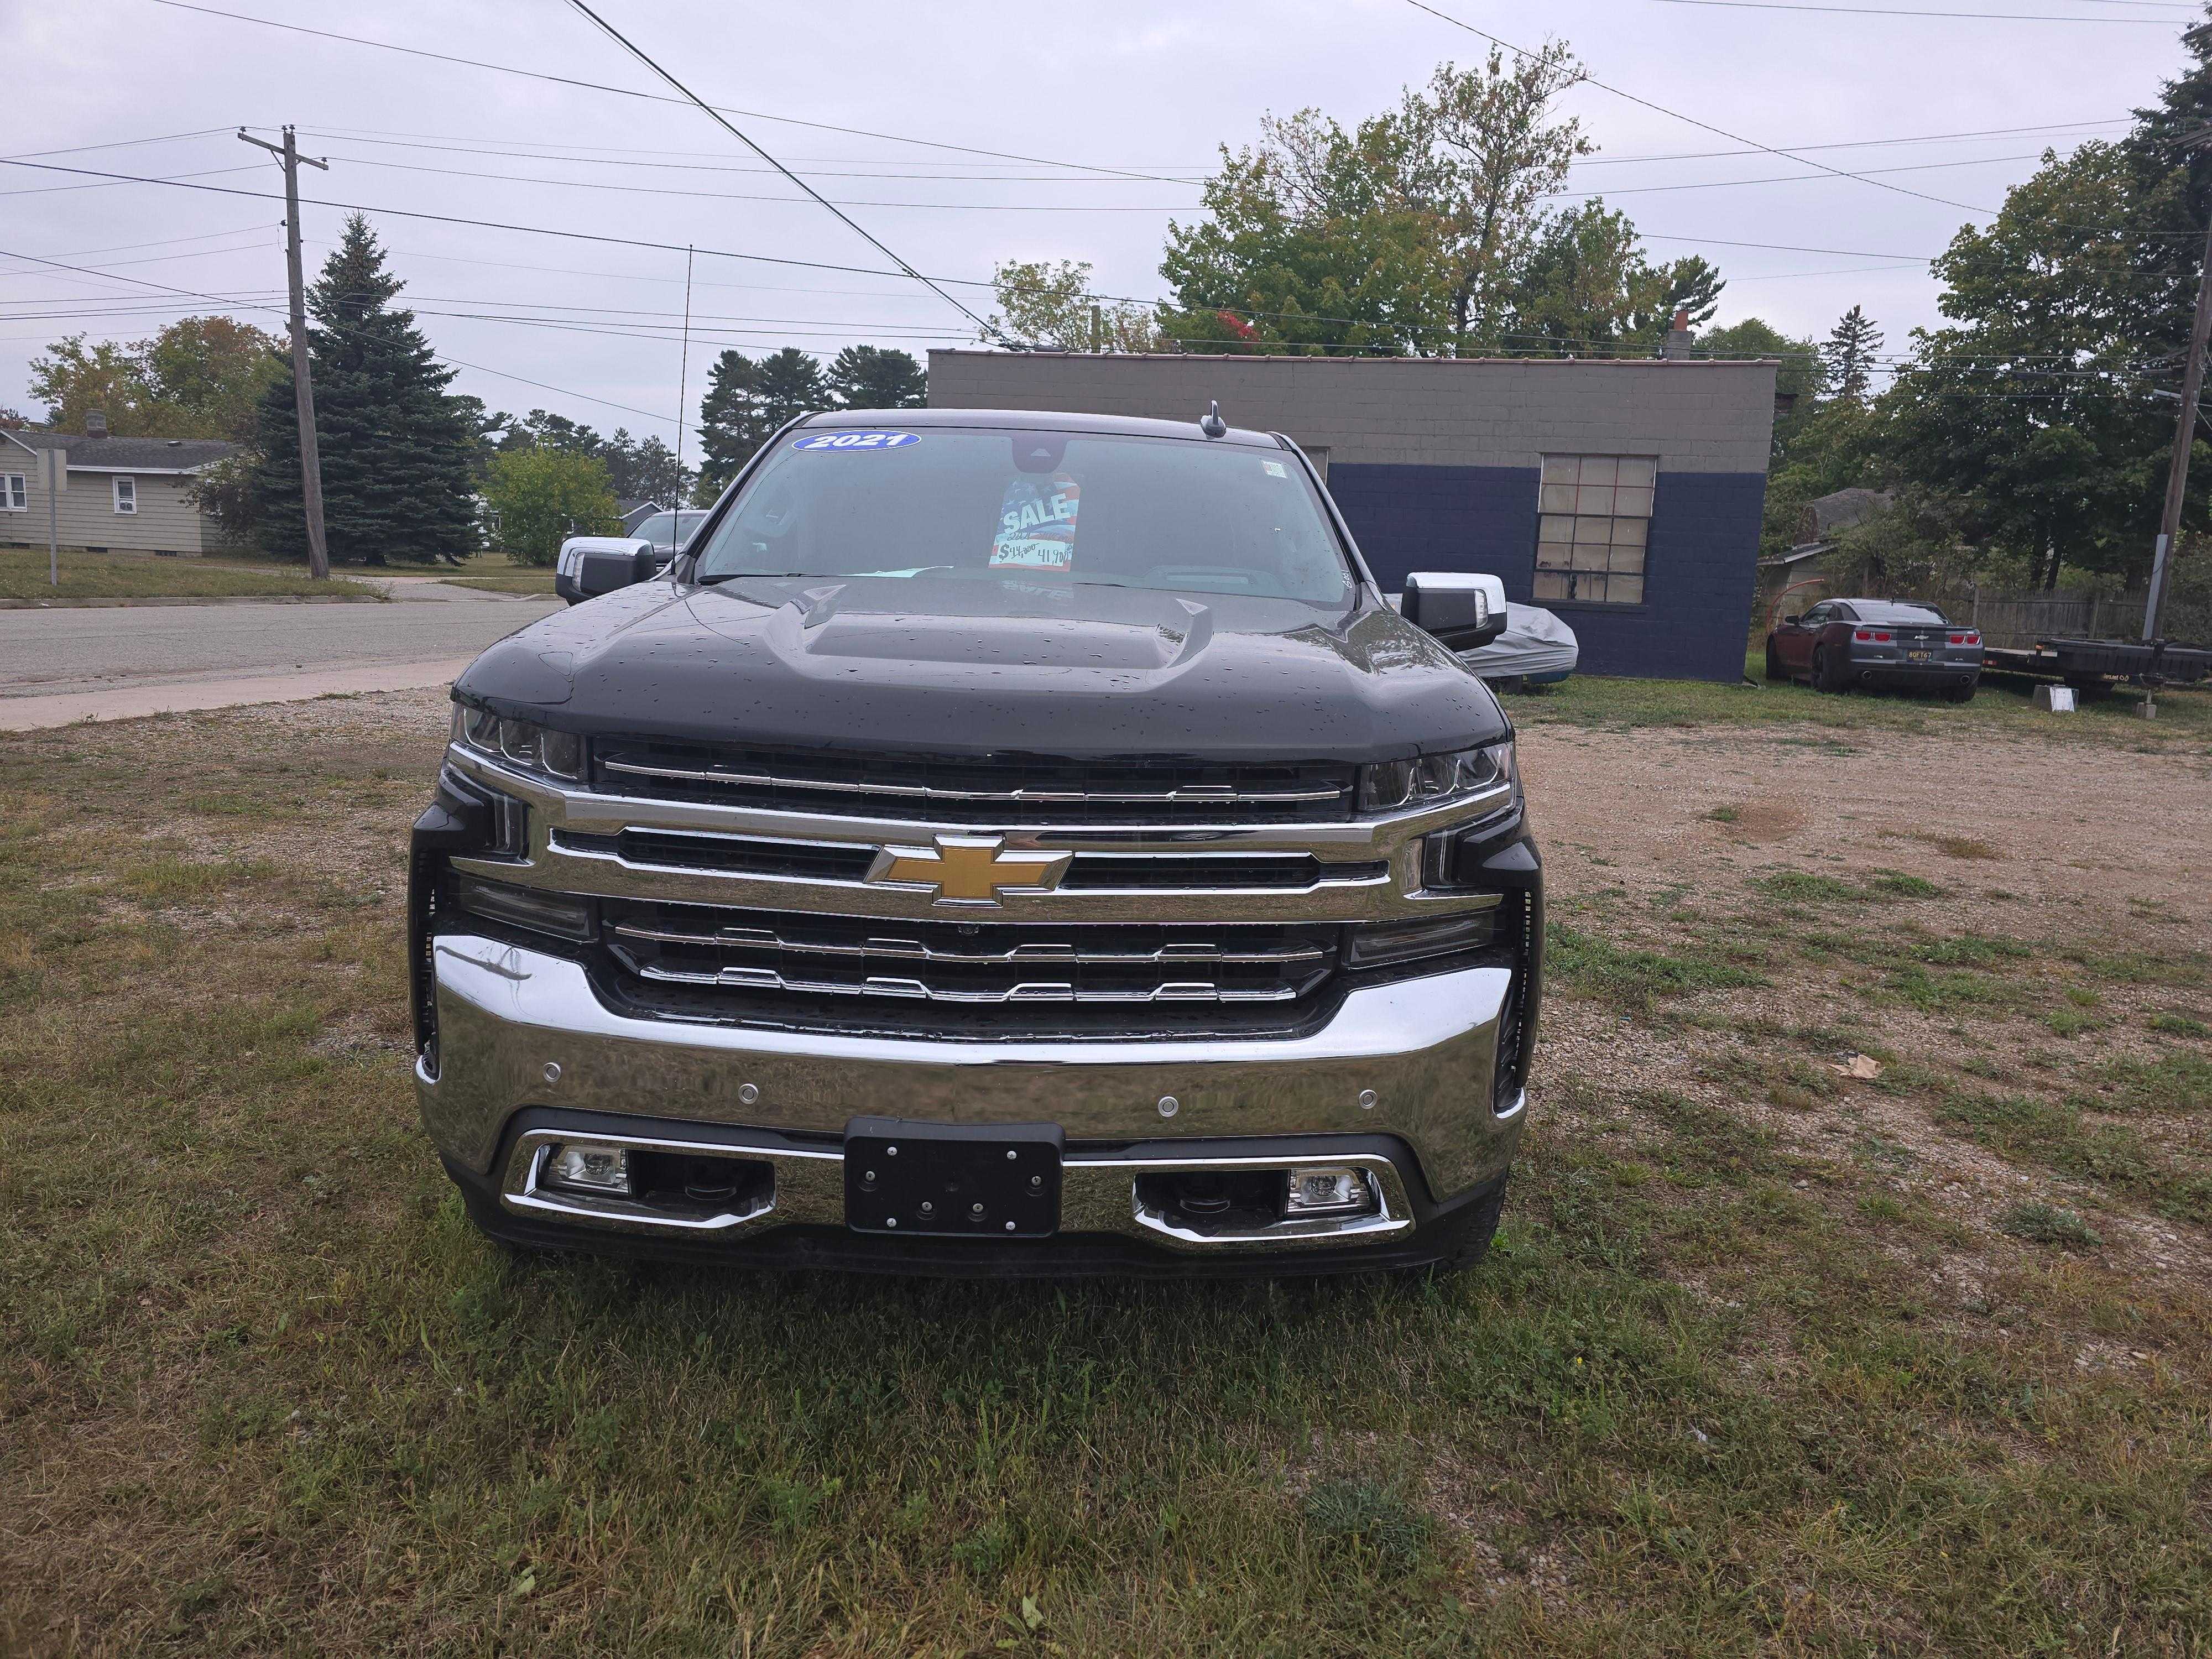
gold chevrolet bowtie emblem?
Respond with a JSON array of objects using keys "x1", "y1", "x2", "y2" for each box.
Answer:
[{"x1": 864, "y1": 834, "x2": 1072, "y2": 905}]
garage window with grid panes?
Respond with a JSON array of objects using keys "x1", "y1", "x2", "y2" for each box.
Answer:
[{"x1": 1535, "y1": 454, "x2": 1655, "y2": 606}]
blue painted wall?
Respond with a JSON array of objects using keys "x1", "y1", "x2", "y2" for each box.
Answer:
[{"x1": 1326, "y1": 462, "x2": 1765, "y2": 683}]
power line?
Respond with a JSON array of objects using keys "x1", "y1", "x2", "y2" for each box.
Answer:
[
  {"x1": 552, "y1": 0, "x2": 994, "y2": 337},
  {"x1": 0, "y1": 155, "x2": 1949, "y2": 270},
  {"x1": 273, "y1": 138, "x2": 2064, "y2": 215},
  {"x1": 294, "y1": 129, "x2": 1212, "y2": 185},
  {"x1": 0, "y1": 243, "x2": 682, "y2": 428},
  {"x1": 137, "y1": 0, "x2": 1188, "y2": 186},
  {"x1": 303, "y1": 147, "x2": 1189, "y2": 213},
  {"x1": 291, "y1": 113, "x2": 2126, "y2": 175},
  {"x1": 1403, "y1": 0, "x2": 2004, "y2": 218},
  {"x1": 1574, "y1": 117, "x2": 2127, "y2": 165},
  {"x1": 1653, "y1": 0, "x2": 2187, "y2": 17}
]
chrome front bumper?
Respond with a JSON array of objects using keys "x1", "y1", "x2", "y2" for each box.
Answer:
[{"x1": 417, "y1": 931, "x2": 1525, "y2": 1248}]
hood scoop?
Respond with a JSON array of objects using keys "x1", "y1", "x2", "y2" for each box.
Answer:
[{"x1": 722, "y1": 580, "x2": 1213, "y2": 674}]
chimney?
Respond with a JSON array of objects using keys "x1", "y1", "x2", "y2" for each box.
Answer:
[
  {"x1": 85, "y1": 409, "x2": 109, "y2": 438},
  {"x1": 1660, "y1": 309, "x2": 1694, "y2": 361}
]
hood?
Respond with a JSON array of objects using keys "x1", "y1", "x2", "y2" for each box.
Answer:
[{"x1": 454, "y1": 575, "x2": 1506, "y2": 763}]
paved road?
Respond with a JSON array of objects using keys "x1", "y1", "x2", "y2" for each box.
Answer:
[{"x1": 0, "y1": 587, "x2": 561, "y2": 730}]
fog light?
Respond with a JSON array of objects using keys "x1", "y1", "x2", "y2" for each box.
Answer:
[
  {"x1": 1285, "y1": 1166, "x2": 1376, "y2": 1217},
  {"x1": 545, "y1": 1143, "x2": 630, "y2": 1195}
]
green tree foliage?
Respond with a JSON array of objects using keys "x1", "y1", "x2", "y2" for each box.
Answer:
[
  {"x1": 989, "y1": 260, "x2": 1168, "y2": 351},
  {"x1": 1498, "y1": 207, "x2": 1723, "y2": 354},
  {"x1": 1159, "y1": 105, "x2": 1462, "y2": 354},
  {"x1": 1392, "y1": 46, "x2": 1592, "y2": 341},
  {"x1": 696, "y1": 351, "x2": 769, "y2": 495},
  {"x1": 1693, "y1": 316, "x2": 1833, "y2": 551},
  {"x1": 1878, "y1": 28, "x2": 2212, "y2": 590},
  {"x1": 482, "y1": 448, "x2": 620, "y2": 567},
  {"x1": 29, "y1": 317, "x2": 280, "y2": 440},
  {"x1": 825, "y1": 345, "x2": 927, "y2": 408},
  {"x1": 248, "y1": 216, "x2": 482, "y2": 565},
  {"x1": 1824, "y1": 305, "x2": 1884, "y2": 404},
  {"x1": 696, "y1": 348, "x2": 831, "y2": 494},
  {"x1": 498, "y1": 410, "x2": 690, "y2": 502},
  {"x1": 1156, "y1": 48, "x2": 1718, "y2": 357}
]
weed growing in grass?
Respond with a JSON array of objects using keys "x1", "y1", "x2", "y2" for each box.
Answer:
[
  {"x1": 1705, "y1": 805, "x2": 1740, "y2": 823},
  {"x1": 1546, "y1": 924, "x2": 1764, "y2": 1013},
  {"x1": 2150, "y1": 1012, "x2": 2210, "y2": 1039},
  {"x1": 1752, "y1": 870, "x2": 1859, "y2": 904},
  {"x1": 1866, "y1": 869, "x2": 1942, "y2": 899},
  {"x1": 2083, "y1": 1052, "x2": 2212, "y2": 1114},
  {"x1": 1914, "y1": 832, "x2": 2000, "y2": 861},
  {"x1": 1997, "y1": 1203, "x2": 2103, "y2": 1250},
  {"x1": 1300, "y1": 1480, "x2": 1433, "y2": 1572}
]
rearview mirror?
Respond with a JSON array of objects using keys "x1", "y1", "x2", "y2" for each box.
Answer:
[
  {"x1": 556, "y1": 536, "x2": 663, "y2": 605},
  {"x1": 1402, "y1": 571, "x2": 1509, "y2": 651}
]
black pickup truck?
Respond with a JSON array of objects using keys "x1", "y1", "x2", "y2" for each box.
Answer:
[{"x1": 409, "y1": 408, "x2": 1542, "y2": 1276}]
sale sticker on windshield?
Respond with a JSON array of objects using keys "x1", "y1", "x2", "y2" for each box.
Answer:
[
  {"x1": 793, "y1": 431, "x2": 920, "y2": 451},
  {"x1": 991, "y1": 474, "x2": 1080, "y2": 572}
]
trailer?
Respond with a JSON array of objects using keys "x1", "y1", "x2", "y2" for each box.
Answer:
[{"x1": 1980, "y1": 637, "x2": 2212, "y2": 690}]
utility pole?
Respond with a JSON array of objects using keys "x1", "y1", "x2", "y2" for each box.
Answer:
[
  {"x1": 2147, "y1": 160, "x2": 2212, "y2": 643},
  {"x1": 675, "y1": 244, "x2": 693, "y2": 512},
  {"x1": 239, "y1": 126, "x2": 332, "y2": 580},
  {"x1": 46, "y1": 444, "x2": 60, "y2": 588}
]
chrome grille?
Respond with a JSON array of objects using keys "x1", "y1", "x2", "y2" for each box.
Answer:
[
  {"x1": 553, "y1": 827, "x2": 1384, "y2": 895},
  {"x1": 602, "y1": 900, "x2": 1340, "y2": 1012},
  {"x1": 593, "y1": 741, "x2": 1355, "y2": 825}
]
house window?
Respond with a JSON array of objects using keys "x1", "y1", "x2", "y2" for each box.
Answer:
[
  {"x1": 113, "y1": 476, "x2": 137, "y2": 514},
  {"x1": 1, "y1": 474, "x2": 24, "y2": 511},
  {"x1": 1534, "y1": 454, "x2": 1656, "y2": 606}
]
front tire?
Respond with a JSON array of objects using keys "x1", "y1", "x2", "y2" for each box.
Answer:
[
  {"x1": 1419, "y1": 1179, "x2": 1508, "y2": 1276},
  {"x1": 1765, "y1": 641, "x2": 1786, "y2": 682}
]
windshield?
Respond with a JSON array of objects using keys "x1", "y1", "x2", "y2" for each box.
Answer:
[
  {"x1": 690, "y1": 428, "x2": 1355, "y2": 604},
  {"x1": 638, "y1": 510, "x2": 707, "y2": 549}
]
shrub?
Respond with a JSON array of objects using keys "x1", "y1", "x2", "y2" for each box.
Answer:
[{"x1": 482, "y1": 447, "x2": 619, "y2": 567}]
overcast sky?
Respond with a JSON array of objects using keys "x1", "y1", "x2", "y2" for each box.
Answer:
[{"x1": 1, "y1": 0, "x2": 2193, "y2": 444}]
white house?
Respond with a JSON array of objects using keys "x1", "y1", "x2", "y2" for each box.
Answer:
[{"x1": 2, "y1": 414, "x2": 240, "y2": 556}]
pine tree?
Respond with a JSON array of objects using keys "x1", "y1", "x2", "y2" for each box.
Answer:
[
  {"x1": 756, "y1": 347, "x2": 830, "y2": 431},
  {"x1": 250, "y1": 216, "x2": 481, "y2": 564},
  {"x1": 826, "y1": 345, "x2": 927, "y2": 409},
  {"x1": 696, "y1": 349, "x2": 768, "y2": 494},
  {"x1": 1824, "y1": 305, "x2": 1884, "y2": 404}
]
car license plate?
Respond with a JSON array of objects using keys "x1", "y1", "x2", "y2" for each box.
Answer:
[
  {"x1": 1907, "y1": 649, "x2": 1932, "y2": 661},
  {"x1": 843, "y1": 1117, "x2": 1063, "y2": 1237}
]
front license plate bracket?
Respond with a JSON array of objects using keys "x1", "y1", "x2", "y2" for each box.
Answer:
[{"x1": 843, "y1": 1117, "x2": 1064, "y2": 1238}]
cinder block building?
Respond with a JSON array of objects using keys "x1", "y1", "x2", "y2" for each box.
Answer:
[{"x1": 927, "y1": 351, "x2": 1778, "y2": 682}]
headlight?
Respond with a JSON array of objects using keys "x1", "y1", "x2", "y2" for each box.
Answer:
[
  {"x1": 1359, "y1": 739, "x2": 1517, "y2": 813},
  {"x1": 451, "y1": 701, "x2": 585, "y2": 781}
]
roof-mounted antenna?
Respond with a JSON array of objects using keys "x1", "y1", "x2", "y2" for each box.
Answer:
[{"x1": 1199, "y1": 400, "x2": 1228, "y2": 439}]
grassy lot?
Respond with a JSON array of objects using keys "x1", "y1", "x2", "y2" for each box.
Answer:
[
  {"x1": 1509, "y1": 649, "x2": 2212, "y2": 751},
  {"x1": 3, "y1": 687, "x2": 2209, "y2": 1655},
  {"x1": 0, "y1": 547, "x2": 384, "y2": 604}
]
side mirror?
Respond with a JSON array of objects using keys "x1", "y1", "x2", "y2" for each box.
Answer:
[
  {"x1": 1783, "y1": 614, "x2": 1802, "y2": 627},
  {"x1": 556, "y1": 536, "x2": 661, "y2": 604},
  {"x1": 1402, "y1": 571, "x2": 1509, "y2": 650}
]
